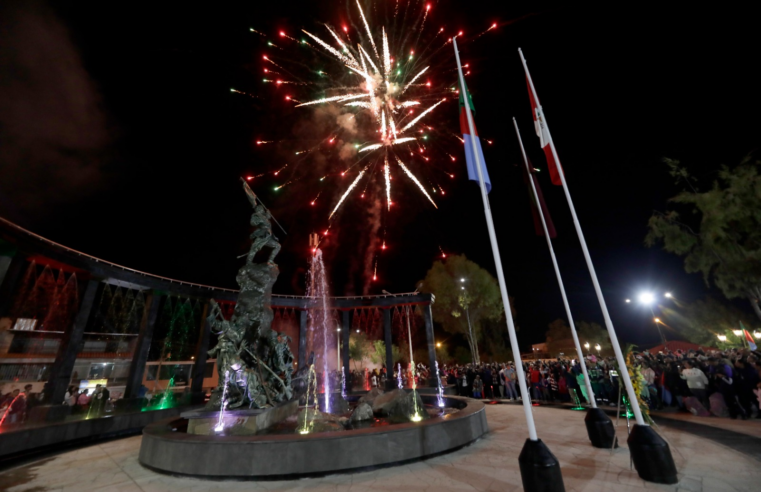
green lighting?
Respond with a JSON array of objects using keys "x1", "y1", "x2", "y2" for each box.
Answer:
[{"x1": 423, "y1": 135, "x2": 428, "y2": 140}]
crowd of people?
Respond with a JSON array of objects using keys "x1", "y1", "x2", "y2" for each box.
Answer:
[
  {"x1": 437, "y1": 346, "x2": 761, "y2": 420},
  {"x1": 0, "y1": 383, "x2": 112, "y2": 426}
]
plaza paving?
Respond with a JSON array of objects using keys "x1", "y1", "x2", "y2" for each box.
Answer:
[{"x1": 1, "y1": 404, "x2": 760, "y2": 492}]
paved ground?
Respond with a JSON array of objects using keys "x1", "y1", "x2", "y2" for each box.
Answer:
[{"x1": 1, "y1": 404, "x2": 759, "y2": 492}]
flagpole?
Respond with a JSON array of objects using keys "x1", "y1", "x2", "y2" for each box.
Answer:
[
  {"x1": 454, "y1": 37, "x2": 537, "y2": 442},
  {"x1": 512, "y1": 118, "x2": 597, "y2": 410},
  {"x1": 518, "y1": 48, "x2": 645, "y2": 427},
  {"x1": 519, "y1": 49, "x2": 677, "y2": 485}
]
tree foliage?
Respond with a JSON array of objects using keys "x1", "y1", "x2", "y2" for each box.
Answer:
[
  {"x1": 419, "y1": 255, "x2": 506, "y2": 364},
  {"x1": 646, "y1": 156, "x2": 761, "y2": 320},
  {"x1": 368, "y1": 340, "x2": 403, "y2": 366},
  {"x1": 348, "y1": 332, "x2": 371, "y2": 369},
  {"x1": 545, "y1": 319, "x2": 612, "y2": 358},
  {"x1": 661, "y1": 296, "x2": 755, "y2": 348}
]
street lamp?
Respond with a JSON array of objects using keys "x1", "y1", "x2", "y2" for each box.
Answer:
[
  {"x1": 625, "y1": 299, "x2": 631, "y2": 303},
  {"x1": 664, "y1": 292, "x2": 672, "y2": 299},
  {"x1": 638, "y1": 292, "x2": 655, "y2": 305},
  {"x1": 436, "y1": 342, "x2": 441, "y2": 348},
  {"x1": 755, "y1": 331, "x2": 761, "y2": 339},
  {"x1": 584, "y1": 342, "x2": 590, "y2": 351},
  {"x1": 654, "y1": 318, "x2": 660, "y2": 323},
  {"x1": 717, "y1": 334, "x2": 727, "y2": 342},
  {"x1": 732, "y1": 329, "x2": 743, "y2": 337},
  {"x1": 595, "y1": 344, "x2": 601, "y2": 355}
]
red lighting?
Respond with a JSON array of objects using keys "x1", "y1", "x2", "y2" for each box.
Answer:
[
  {"x1": 263, "y1": 55, "x2": 268, "y2": 60},
  {"x1": 492, "y1": 23, "x2": 497, "y2": 28},
  {"x1": 324, "y1": 230, "x2": 329, "y2": 235},
  {"x1": 426, "y1": 81, "x2": 431, "y2": 87},
  {"x1": 360, "y1": 194, "x2": 365, "y2": 198},
  {"x1": 279, "y1": 31, "x2": 285, "y2": 37},
  {"x1": 256, "y1": 141, "x2": 263, "y2": 145},
  {"x1": 276, "y1": 80, "x2": 283, "y2": 85},
  {"x1": 373, "y1": 276, "x2": 377, "y2": 281},
  {"x1": 449, "y1": 174, "x2": 454, "y2": 178},
  {"x1": 426, "y1": 4, "x2": 431, "y2": 11},
  {"x1": 441, "y1": 254, "x2": 447, "y2": 258},
  {"x1": 342, "y1": 25, "x2": 348, "y2": 32},
  {"x1": 246, "y1": 176, "x2": 254, "y2": 181},
  {"x1": 264, "y1": 69, "x2": 269, "y2": 73},
  {"x1": 310, "y1": 201, "x2": 315, "y2": 206},
  {"x1": 285, "y1": 96, "x2": 291, "y2": 100}
]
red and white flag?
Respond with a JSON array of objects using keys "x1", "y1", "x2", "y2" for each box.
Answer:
[{"x1": 521, "y1": 50, "x2": 563, "y2": 186}]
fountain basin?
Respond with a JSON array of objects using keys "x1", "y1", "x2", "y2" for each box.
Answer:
[
  {"x1": 139, "y1": 395, "x2": 487, "y2": 478},
  {"x1": 181, "y1": 400, "x2": 299, "y2": 435}
]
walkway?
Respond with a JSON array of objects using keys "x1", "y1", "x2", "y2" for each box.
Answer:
[{"x1": 1, "y1": 404, "x2": 760, "y2": 492}]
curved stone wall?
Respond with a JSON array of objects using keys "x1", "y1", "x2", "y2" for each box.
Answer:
[{"x1": 139, "y1": 395, "x2": 487, "y2": 478}]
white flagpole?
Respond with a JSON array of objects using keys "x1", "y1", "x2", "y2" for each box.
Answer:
[
  {"x1": 454, "y1": 38, "x2": 538, "y2": 441},
  {"x1": 512, "y1": 118, "x2": 598, "y2": 409},
  {"x1": 519, "y1": 48, "x2": 646, "y2": 426}
]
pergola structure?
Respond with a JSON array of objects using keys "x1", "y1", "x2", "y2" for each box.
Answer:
[{"x1": 0, "y1": 217, "x2": 437, "y2": 406}]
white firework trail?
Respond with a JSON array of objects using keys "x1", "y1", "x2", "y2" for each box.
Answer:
[
  {"x1": 382, "y1": 27, "x2": 391, "y2": 80},
  {"x1": 396, "y1": 156, "x2": 437, "y2": 208},
  {"x1": 356, "y1": 0, "x2": 379, "y2": 59},
  {"x1": 296, "y1": 93, "x2": 368, "y2": 107},
  {"x1": 359, "y1": 143, "x2": 384, "y2": 153},
  {"x1": 302, "y1": 29, "x2": 358, "y2": 68},
  {"x1": 384, "y1": 156, "x2": 391, "y2": 210},
  {"x1": 329, "y1": 167, "x2": 366, "y2": 219},
  {"x1": 345, "y1": 101, "x2": 372, "y2": 108},
  {"x1": 398, "y1": 101, "x2": 421, "y2": 108},
  {"x1": 381, "y1": 110, "x2": 387, "y2": 140},
  {"x1": 358, "y1": 45, "x2": 379, "y2": 75},
  {"x1": 391, "y1": 137, "x2": 416, "y2": 145},
  {"x1": 325, "y1": 25, "x2": 359, "y2": 66},
  {"x1": 399, "y1": 99, "x2": 444, "y2": 134},
  {"x1": 402, "y1": 66, "x2": 429, "y2": 94}
]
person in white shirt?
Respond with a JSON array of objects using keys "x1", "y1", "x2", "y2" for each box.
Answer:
[{"x1": 680, "y1": 360, "x2": 709, "y2": 406}]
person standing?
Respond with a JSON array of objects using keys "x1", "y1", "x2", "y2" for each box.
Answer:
[
  {"x1": 680, "y1": 360, "x2": 709, "y2": 407},
  {"x1": 497, "y1": 364, "x2": 506, "y2": 399},
  {"x1": 472, "y1": 375, "x2": 484, "y2": 399},
  {"x1": 504, "y1": 364, "x2": 518, "y2": 400},
  {"x1": 76, "y1": 389, "x2": 91, "y2": 414},
  {"x1": 483, "y1": 366, "x2": 493, "y2": 399}
]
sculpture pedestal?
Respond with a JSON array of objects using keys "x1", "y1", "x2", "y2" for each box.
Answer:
[{"x1": 182, "y1": 400, "x2": 298, "y2": 435}]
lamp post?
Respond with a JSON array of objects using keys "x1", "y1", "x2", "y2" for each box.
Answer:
[
  {"x1": 584, "y1": 342, "x2": 590, "y2": 353},
  {"x1": 595, "y1": 344, "x2": 601, "y2": 356}
]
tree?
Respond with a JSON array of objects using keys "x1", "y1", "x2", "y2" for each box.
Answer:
[
  {"x1": 419, "y1": 255, "x2": 505, "y2": 364},
  {"x1": 545, "y1": 319, "x2": 612, "y2": 357},
  {"x1": 348, "y1": 332, "x2": 371, "y2": 370},
  {"x1": 646, "y1": 156, "x2": 761, "y2": 320},
  {"x1": 662, "y1": 296, "x2": 755, "y2": 348},
  {"x1": 368, "y1": 340, "x2": 403, "y2": 367}
]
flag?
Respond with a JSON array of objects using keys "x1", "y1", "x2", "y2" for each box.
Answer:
[
  {"x1": 521, "y1": 52, "x2": 563, "y2": 186},
  {"x1": 741, "y1": 322, "x2": 757, "y2": 350},
  {"x1": 520, "y1": 157, "x2": 557, "y2": 238},
  {"x1": 459, "y1": 78, "x2": 491, "y2": 193}
]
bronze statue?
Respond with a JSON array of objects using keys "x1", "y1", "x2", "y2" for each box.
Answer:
[{"x1": 205, "y1": 180, "x2": 301, "y2": 410}]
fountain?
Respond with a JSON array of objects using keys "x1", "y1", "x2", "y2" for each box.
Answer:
[
  {"x1": 138, "y1": 181, "x2": 488, "y2": 478},
  {"x1": 306, "y1": 249, "x2": 333, "y2": 414},
  {"x1": 397, "y1": 363, "x2": 403, "y2": 389},
  {"x1": 434, "y1": 361, "x2": 445, "y2": 408},
  {"x1": 213, "y1": 371, "x2": 230, "y2": 432}
]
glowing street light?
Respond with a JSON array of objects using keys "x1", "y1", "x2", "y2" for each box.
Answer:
[
  {"x1": 460, "y1": 278, "x2": 466, "y2": 282},
  {"x1": 584, "y1": 342, "x2": 590, "y2": 350},
  {"x1": 732, "y1": 329, "x2": 743, "y2": 336},
  {"x1": 638, "y1": 292, "x2": 655, "y2": 305},
  {"x1": 654, "y1": 318, "x2": 661, "y2": 323},
  {"x1": 436, "y1": 342, "x2": 442, "y2": 348},
  {"x1": 664, "y1": 292, "x2": 673, "y2": 298},
  {"x1": 594, "y1": 344, "x2": 601, "y2": 355},
  {"x1": 625, "y1": 299, "x2": 631, "y2": 303},
  {"x1": 717, "y1": 334, "x2": 727, "y2": 342},
  {"x1": 754, "y1": 331, "x2": 761, "y2": 339}
]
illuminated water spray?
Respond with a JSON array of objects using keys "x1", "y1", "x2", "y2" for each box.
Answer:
[
  {"x1": 434, "y1": 361, "x2": 445, "y2": 408},
  {"x1": 405, "y1": 306, "x2": 422, "y2": 422},
  {"x1": 397, "y1": 363, "x2": 403, "y2": 389},
  {"x1": 341, "y1": 366, "x2": 347, "y2": 398},
  {"x1": 299, "y1": 364, "x2": 318, "y2": 434},
  {"x1": 214, "y1": 370, "x2": 230, "y2": 433},
  {"x1": 308, "y1": 249, "x2": 333, "y2": 413}
]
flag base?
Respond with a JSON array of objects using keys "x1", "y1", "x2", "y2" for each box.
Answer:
[
  {"x1": 518, "y1": 438, "x2": 565, "y2": 492},
  {"x1": 584, "y1": 408, "x2": 617, "y2": 448},
  {"x1": 627, "y1": 424, "x2": 678, "y2": 484}
]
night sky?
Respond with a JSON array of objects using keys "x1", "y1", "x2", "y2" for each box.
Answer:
[{"x1": 1, "y1": 1, "x2": 759, "y2": 351}]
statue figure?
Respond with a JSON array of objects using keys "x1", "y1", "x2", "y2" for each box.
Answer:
[
  {"x1": 243, "y1": 183, "x2": 281, "y2": 265},
  {"x1": 204, "y1": 181, "x2": 302, "y2": 410}
]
